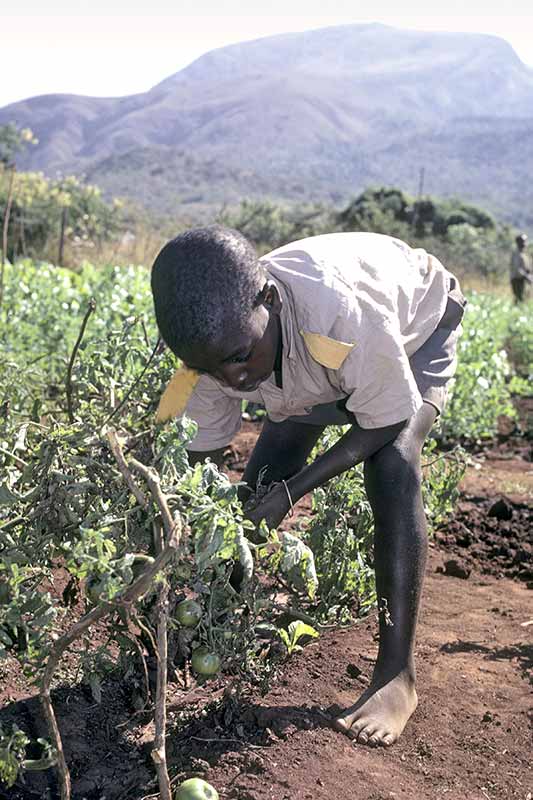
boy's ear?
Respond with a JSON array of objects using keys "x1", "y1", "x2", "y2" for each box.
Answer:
[{"x1": 256, "y1": 281, "x2": 282, "y2": 313}]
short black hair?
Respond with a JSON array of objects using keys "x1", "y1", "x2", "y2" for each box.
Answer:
[{"x1": 151, "y1": 225, "x2": 264, "y2": 356}]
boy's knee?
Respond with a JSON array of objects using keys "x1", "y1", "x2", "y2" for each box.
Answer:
[
  {"x1": 366, "y1": 440, "x2": 422, "y2": 495},
  {"x1": 366, "y1": 403, "x2": 435, "y2": 489}
]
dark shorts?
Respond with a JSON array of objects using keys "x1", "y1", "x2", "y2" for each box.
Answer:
[{"x1": 287, "y1": 275, "x2": 467, "y2": 427}]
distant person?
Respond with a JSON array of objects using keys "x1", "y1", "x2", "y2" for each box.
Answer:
[
  {"x1": 510, "y1": 234, "x2": 532, "y2": 303},
  {"x1": 151, "y1": 227, "x2": 466, "y2": 748}
]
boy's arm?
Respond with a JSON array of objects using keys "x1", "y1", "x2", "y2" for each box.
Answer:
[
  {"x1": 289, "y1": 417, "x2": 405, "y2": 499},
  {"x1": 245, "y1": 418, "x2": 406, "y2": 529}
]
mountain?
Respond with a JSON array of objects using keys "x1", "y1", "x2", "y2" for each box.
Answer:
[{"x1": 2, "y1": 23, "x2": 533, "y2": 225}]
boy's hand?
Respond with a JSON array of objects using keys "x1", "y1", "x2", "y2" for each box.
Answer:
[{"x1": 244, "y1": 482, "x2": 291, "y2": 531}]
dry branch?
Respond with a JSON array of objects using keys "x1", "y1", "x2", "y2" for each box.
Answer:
[
  {"x1": 106, "y1": 428, "x2": 148, "y2": 508},
  {"x1": 129, "y1": 457, "x2": 176, "y2": 537}
]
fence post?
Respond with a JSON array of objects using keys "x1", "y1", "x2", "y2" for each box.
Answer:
[
  {"x1": 0, "y1": 163, "x2": 16, "y2": 310},
  {"x1": 58, "y1": 207, "x2": 68, "y2": 267}
]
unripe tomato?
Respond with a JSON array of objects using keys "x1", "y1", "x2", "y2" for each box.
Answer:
[
  {"x1": 174, "y1": 778, "x2": 219, "y2": 800},
  {"x1": 191, "y1": 648, "x2": 221, "y2": 677},
  {"x1": 175, "y1": 599, "x2": 202, "y2": 628}
]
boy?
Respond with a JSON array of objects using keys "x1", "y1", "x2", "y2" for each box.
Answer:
[
  {"x1": 151, "y1": 226, "x2": 465, "y2": 747},
  {"x1": 510, "y1": 233, "x2": 532, "y2": 303}
]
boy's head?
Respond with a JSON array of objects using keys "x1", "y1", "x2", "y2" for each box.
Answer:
[
  {"x1": 516, "y1": 233, "x2": 527, "y2": 250},
  {"x1": 151, "y1": 225, "x2": 282, "y2": 392}
]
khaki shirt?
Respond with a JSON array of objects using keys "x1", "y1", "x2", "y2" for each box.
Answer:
[
  {"x1": 510, "y1": 248, "x2": 532, "y2": 280},
  {"x1": 185, "y1": 232, "x2": 451, "y2": 450}
]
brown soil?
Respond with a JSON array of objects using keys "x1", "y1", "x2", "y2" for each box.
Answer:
[{"x1": 1, "y1": 422, "x2": 532, "y2": 800}]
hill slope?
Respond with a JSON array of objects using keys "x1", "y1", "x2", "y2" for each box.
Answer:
[{"x1": 2, "y1": 23, "x2": 533, "y2": 224}]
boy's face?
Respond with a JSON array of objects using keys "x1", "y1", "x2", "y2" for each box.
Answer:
[{"x1": 181, "y1": 282, "x2": 281, "y2": 392}]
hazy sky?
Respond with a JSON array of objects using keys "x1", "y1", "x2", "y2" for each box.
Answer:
[{"x1": 2, "y1": 3, "x2": 533, "y2": 108}]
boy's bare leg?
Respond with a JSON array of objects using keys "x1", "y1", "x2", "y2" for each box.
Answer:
[{"x1": 334, "y1": 402, "x2": 437, "y2": 746}]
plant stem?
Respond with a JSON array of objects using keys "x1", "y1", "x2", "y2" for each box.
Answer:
[
  {"x1": 102, "y1": 336, "x2": 161, "y2": 427},
  {"x1": 65, "y1": 298, "x2": 96, "y2": 422},
  {"x1": 151, "y1": 520, "x2": 172, "y2": 800}
]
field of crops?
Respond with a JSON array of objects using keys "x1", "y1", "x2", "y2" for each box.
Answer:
[{"x1": 0, "y1": 260, "x2": 531, "y2": 800}]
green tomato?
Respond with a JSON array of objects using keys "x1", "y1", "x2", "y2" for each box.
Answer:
[
  {"x1": 175, "y1": 600, "x2": 202, "y2": 628},
  {"x1": 174, "y1": 778, "x2": 219, "y2": 800},
  {"x1": 191, "y1": 648, "x2": 221, "y2": 677}
]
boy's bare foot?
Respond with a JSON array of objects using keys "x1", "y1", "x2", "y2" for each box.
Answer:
[{"x1": 333, "y1": 668, "x2": 418, "y2": 746}]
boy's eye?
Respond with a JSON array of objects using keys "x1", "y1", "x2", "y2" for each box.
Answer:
[{"x1": 229, "y1": 351, "x2": 252, "y2": 364}]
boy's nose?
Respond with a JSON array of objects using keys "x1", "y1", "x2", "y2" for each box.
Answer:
[
  {"x1": 218, "y1": 366, "x2": 248, "y2": 390},
  {"x1": 233, "y1": 371, "x2": 249, "y2": 389}
]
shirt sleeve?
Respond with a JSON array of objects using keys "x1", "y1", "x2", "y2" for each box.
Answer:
[
  {"x1": 184, "y1": 375, "x2": 242, "y2": 451},
  {"x1": 339, "y1": 315, "x2": 423, "y2": 429}
]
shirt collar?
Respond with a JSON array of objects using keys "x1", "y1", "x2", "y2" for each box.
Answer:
[{"x1": 262, "y1": 262, "x2": 297, "y2": 361}]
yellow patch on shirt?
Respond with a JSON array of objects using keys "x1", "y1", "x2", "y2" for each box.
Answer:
[
  {"x1": 156, "y1": 368, "x2": 199, "y2": 423},
  {"x1": 300, "y1": 331, "x2": 355, "y2": 369}
]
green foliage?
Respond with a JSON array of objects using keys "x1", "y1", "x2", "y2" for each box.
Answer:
[
  {"x1": 439, "y1": 294, "x2": 530, "y2": 443},
  {"x1": 217, "y1": 198, "x2": 333, "y2": 254},
  {"x1": 0, "y1": 167, "x2": 123, "y2": 263},
  {"x1": 0, "y1": 257, "x2": 322, "y2": 784},
  {"x1": 422, "y1": 440, "x2": 467, "y2": 528},
  {"x1": 221, "y1": 187, "x2": 518, "y2": 282},
  {"x1": 277, "y1": 620, "x2": 319, "y2": 656},
  {"x1": 336, "y1": 187, "x2": 413, "y2": 232},
  {"x1": 0, "y1": 259, "x2": 157, "y2": 418},
  {"x1": 304, "y1": 462, "x2": 376, "y2": 623},
  {"x1": 0, "y1": 123, "x2": 38, "y2": 167},
  {"x1": 0, "y1": 724, "x2": 55, "y2": 788},
  {"x1": 0, "y1": 725, "x2": 30, "y2": 788},
  {"x1": 506, "y1": 307, "x2": 533, "y2": 381},
  {"x1": 335, "y1": 187, "x2": 496, "y2": 237},
  {"x1": 302, "y1": 425, "x2": 467, "y2": 623}
]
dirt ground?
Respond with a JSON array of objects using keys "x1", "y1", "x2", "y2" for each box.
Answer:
[{"x1": 1, "y1": 422, "x2": 531, "y2": 800}]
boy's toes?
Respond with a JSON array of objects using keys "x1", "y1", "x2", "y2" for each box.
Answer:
[
  {"x1": 333, "y1": 712, "x2": 358, "y2": 736},
  {"x1": 356, "y1": 724, "x2": 377, "y2": 744},
  {"x1": 368, "y1": 728, "x2": 397, "y2": 747},
  {"x1": 357, "y1": 722, "x2": 379, "y2": 747},
  {"x1": 332, "y1": 715, "x2": 350, "y2": 734}
]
